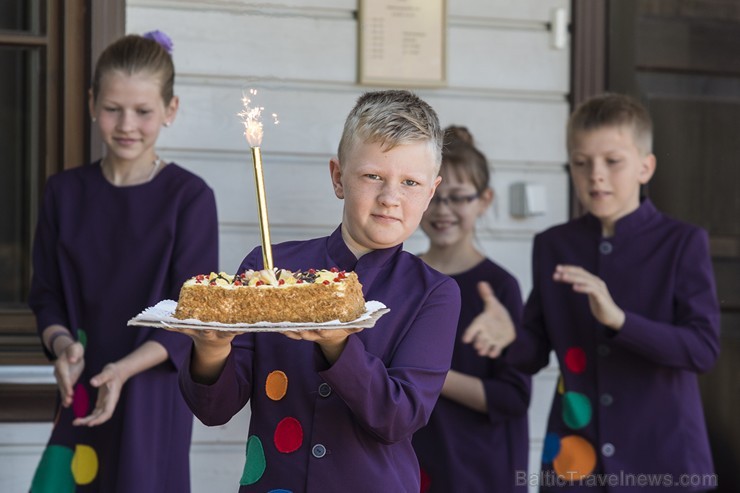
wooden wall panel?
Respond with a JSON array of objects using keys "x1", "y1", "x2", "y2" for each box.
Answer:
[
  {"x1": 447, "y1": 26, "x2": 569, "y2": 93},
  {"x1": 157, "y1": 81, "x2": 569, "y2": 162}
]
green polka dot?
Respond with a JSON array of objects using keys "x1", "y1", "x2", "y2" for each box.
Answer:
[
  {"x1": 562, "y1": 391, "x2": 592, "y2": 430},
  {"x1": 30, "y1": 445, "x2": 75, "y2": 493},
  {"x1": 240, "y1": 435, "x2": 266, "y2": 486},
  {"x1": 76, "y1": 329, "x2": 87, "y2": 349}
]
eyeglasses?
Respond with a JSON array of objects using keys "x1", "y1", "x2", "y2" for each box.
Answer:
[{"x1": 429, "y1": 193, "x2": 480, "y2": 207}]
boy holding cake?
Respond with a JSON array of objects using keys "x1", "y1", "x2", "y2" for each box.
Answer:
[
  {"x1": 484, "y1": 93, "x2": 719, "y2": 490},
  {"x1": 176, "y1": 90, "x2": 461, "y2": 492}
]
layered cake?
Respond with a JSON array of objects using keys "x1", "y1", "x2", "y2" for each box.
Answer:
[{"x1": 173, "y1": 268, "x2": 366, "y2": 324}]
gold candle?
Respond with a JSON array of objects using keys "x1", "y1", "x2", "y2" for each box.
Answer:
[
  {"x1": 250, "y1": 146, "x2": 273, "y2": 270},
  {"x1": 239, "y1": 88, "x2": 278, "y2": 271}
]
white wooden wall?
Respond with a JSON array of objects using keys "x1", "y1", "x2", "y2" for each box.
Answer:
[{"x1": 1, "y1": 1, "x2": 569, "y2": 491}]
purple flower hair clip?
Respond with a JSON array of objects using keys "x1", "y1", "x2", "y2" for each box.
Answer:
[{"x1": 142, "y1": 30, "x2": 173, "y2": 55}]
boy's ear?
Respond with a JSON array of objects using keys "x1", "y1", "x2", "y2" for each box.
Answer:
[
  {"x1": 424, "y1": 175, "x2": 442, "y2": 208},
  {"x1": 329, "y1": 157, "x2": 344, "y2": 199},
  {"x1": 638, "y1": 153, "x2": 657, "y2": 184}
]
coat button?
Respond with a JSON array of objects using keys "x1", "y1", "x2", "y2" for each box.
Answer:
[
  {"x1": 312, "y1": 443, "x2": 327, "y2": 458},
  {"x1": 318, "y1": 382, "x2": 332, "y2": 398},
  {"x1": 599, "y1": 241, "x2": 614, "y2": 255},
  {"x1": 601, "y1": 442, "x2": 615, "y2": 457},
  {"x1": 599, "y1": 241, "x2": 613, "y2": 255},
  {"x1": 597, "y1": 344, "x2": 610, "y2": 357},
  {"x1": 600, "y1": 393, "x2": 613, "y2": 406}
]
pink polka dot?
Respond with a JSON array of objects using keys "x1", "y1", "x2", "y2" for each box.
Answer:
[
  {"x1": 274, "y1": 417, "x2": 303, "y2": 453},
  {"x1": 72, "y1": 384, "x2": 90, "y2": 418},
  {"x1": 565, "y1": 347, "x2": 587, "y2": 374}
]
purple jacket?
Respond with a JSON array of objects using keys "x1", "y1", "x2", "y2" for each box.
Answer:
[
  {"x1": 508, "y1": 199, "x2": 719, "y2": 492},
  {"x1": 180, "y1": 226, "x2": 461, "y2": 492},
  {"x1": 413, "y1": 258, "x2": 531, "y2": 492},
  {"x1": 29, "y1": 162, "x2": 218, "y2": 492}
]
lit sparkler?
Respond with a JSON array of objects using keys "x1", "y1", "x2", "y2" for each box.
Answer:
[{"x1": 239, "y1": 88, "x2": 279, "y2": 271}]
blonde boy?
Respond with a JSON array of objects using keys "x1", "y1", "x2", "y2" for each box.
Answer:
[
  {"x1": 177, "y1": 90, "x2": 461, "y2": 492},
  {"x1": 507, "y1": 93, "x2": 719, "y2": 491}
]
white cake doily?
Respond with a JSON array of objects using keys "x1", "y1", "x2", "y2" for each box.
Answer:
[{"x1": 128, "y1": 299, "x2": 389, "y2": 332}]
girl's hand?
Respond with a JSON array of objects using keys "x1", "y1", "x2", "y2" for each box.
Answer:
[
  {"x1": 73, "y1": 362, "x2": 126, "y2": 427},
  {"x1": 553, "y1": 265, "x2": 625, "y2": 330},
  {"x1": 461, "y1": 281, "x2": 516, "y2": 358},
  {"x1": 53, "y1": 341, "x2": 85, "y2": 408},
  {"x1": 282, "y1": 328, "x2": 364, "y2": 364}
]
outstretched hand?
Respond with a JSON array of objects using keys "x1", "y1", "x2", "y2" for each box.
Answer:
[
  {"x1": 553, "y1": 265, "x2": 625, "y2": 330},
  {"x1": 54, "y1": 341, "x2": 85, "y2": 408},
  {"x1": 163, "y1": 326, "x2": 241, "y2": 383},
  {"x1": 461, "y1": 281, "x2": 516, "y2": 358},
  {"x1": 73, "y1": 362, "x2": 126, "y2": 427},
  {"x1": 282, "y1": 327, "x2": 364, "y2": 364}
]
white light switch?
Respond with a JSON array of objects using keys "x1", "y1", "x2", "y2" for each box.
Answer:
[{"x1": 510, "y1": 182, "x2": 547, "y2": 218}]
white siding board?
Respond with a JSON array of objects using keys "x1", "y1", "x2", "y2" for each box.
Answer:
[
  {"x1": 129, "y1": 0, "x2": 356, "y2": 13},
  {"x1": 158, "y1": 82, "x2": 361, "y2": 155},
  {"x1": 128, "y1": 7, "x2": 357, "y2": 82},
  {"x1": 158, "y1": 82, "x2": 569, "y2": 164},
  {"x1": 447, "y1": 26, "x2": 569, "y2": 93},
  {"x1": 434, "y1": 96, "x2": 570, "y2": 163},
  {"x1": 168, "y1": 152, "x2": 341, "y2": 226},
  {"x1": 448, "y1": 0, "x2": 569, "y2": 22},
  {"x1": 130, "y1": 7, "x2": 568, "y2": 93},
  {"x1": 483, "y1": 166, "x2": 569, "y2": 233}
]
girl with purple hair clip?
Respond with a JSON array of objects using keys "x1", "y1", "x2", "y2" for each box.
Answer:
[{"x1": 28, "y1": 31, "x2": 217, "y2": 492}]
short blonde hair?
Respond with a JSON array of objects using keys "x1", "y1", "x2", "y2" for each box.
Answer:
[
  {"x1": 567, "y1": 93, "x2": 653, "y2": 155},
  {"x1": 337, "y1": 90, "x2": 443, "y2": 170}
]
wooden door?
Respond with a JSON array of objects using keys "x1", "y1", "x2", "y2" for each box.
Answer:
[{"x1": 608, "y1": 1, "x2": 740, "y2": 490}]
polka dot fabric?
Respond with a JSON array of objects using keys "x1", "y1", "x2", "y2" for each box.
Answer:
[
  {"x1": 543, "y1": 346, "x2": 597, "y2": 481},
  {"x1": 553, "y1": 435, "x2": 596, "y2": 479},
  {"x1": 564, "y1": 347, "x2": 587, "y2": 374},
  {"x1": 274, "y1": 417, "x2": 303, "y2": 453},
  {"x1": 241, "y1": 369, "x2": 307, "y2": 490}
]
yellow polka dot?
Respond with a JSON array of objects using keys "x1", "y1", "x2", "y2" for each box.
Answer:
[
  {"x1": 557, "y1": 374, "x2": 565, "y2": 395},
  {"x1": 71, "y1": 444, "x2": 98, "y2": 485},
  {"x1": 553, "y1": 435, "x2": 596, "y2": 480},
  {"x1": 266, "y1": 370, "x2": 288, "y2": 401}
]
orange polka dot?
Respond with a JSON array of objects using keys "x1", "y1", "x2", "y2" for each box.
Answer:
[
  {"x1": 266, "y1": 370, "x2": 288, "y2": 401},
  {"x1": 553, "y1": 435, "x2": 596, "y2": 480}
]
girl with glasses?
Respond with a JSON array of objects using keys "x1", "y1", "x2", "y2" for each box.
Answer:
[{"x1": 413, "y1": 126, "x2": 530, "y2": 493}]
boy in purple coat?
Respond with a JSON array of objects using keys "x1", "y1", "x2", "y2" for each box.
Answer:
[
  {"x1": 501, "y1": 93, "x2": 720, "y2": 491},
  {"x1": 175, "y1": 90, "x2": 461, "y2": 492}
]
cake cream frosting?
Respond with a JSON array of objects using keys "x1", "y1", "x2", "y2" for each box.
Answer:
[{"x1": 173, "y1": 268, "x2": 366, "y2": 324}]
